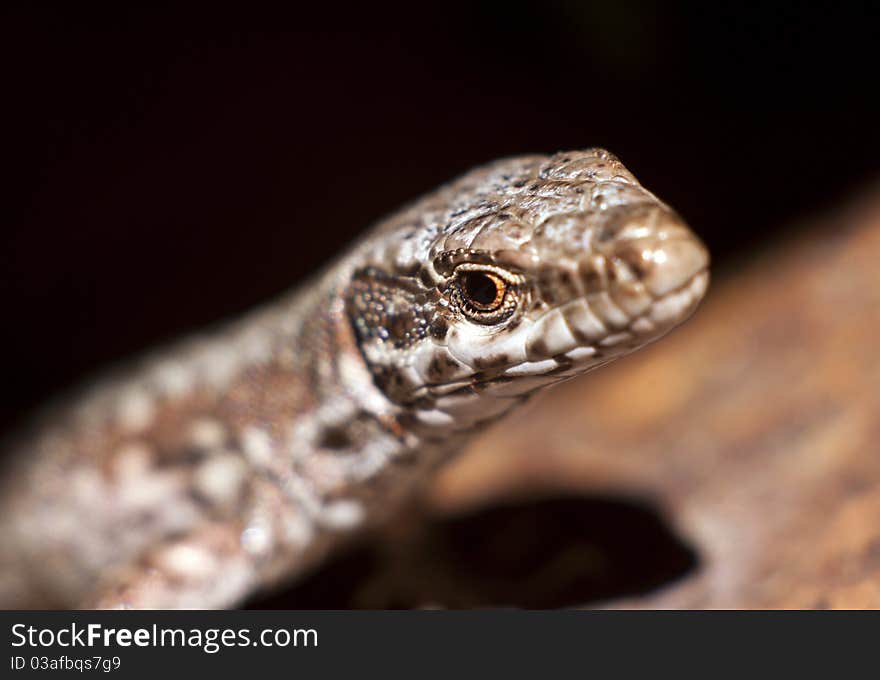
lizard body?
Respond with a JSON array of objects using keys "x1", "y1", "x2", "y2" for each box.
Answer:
[{"x1": 0, "y1": 149, "x2": 708, "y2": 608}]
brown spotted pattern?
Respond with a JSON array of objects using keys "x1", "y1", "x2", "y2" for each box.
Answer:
[{"x1": 0, "y1": 149, "x2": 708, "y2": 608}]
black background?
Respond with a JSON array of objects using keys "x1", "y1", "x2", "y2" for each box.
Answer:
[{"x1": 2, "y1": 1, "x2": 877, "y2": 434}]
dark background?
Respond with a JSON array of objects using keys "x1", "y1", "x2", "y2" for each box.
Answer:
[{"x1": 2, "y1": 1, "x2": 877, "y2": 434}]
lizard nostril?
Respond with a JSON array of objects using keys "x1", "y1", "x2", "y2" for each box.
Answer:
[
  {"x1": 601, "y1": 207, "x2": 709, "y2": 296},
  {"x1": 597, "y1": 225, "x2": 617, "y2": 242},
  {"x1": 614, "y1": 242, "x2": 654, "y2": 280}
]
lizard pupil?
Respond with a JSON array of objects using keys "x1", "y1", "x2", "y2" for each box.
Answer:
[{"x1": 462, "y1": 271, "x2": 502, "y2": 308}]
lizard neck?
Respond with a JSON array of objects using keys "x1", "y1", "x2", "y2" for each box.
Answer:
[{"x1": 201, "y1": 262, "x2": 469, "y2": 523}]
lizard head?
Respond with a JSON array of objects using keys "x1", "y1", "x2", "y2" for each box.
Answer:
[{"x1": 346, "y1": 149, "x2": 709, "y2": 434}]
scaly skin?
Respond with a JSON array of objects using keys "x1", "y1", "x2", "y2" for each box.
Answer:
[{"x1": 0, "y1": 149, "x2": 709, "y2": 609}]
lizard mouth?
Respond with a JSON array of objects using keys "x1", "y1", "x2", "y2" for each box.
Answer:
[
  {"x1": 411, "y1": 266, "x2": 709, "y2": 408},
  {"x1": 493, "y1": 267, "x2": 709, "y2": 383}
]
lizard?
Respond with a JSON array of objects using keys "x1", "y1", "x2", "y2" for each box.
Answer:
[{"x1": 0, "y1": 149, "x2": 709, "y2": 609}]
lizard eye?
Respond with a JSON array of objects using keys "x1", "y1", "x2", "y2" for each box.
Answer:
[
  {"x1": 460, "y1": 271, "x2": 506, "y2": 311},
  {"x1": 451, "y1": 265, "x2": 521, "y2": 325}
]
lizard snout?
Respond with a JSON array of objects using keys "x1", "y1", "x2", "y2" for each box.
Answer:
[{"x1": 608, "y1": 211, "x2": 709, "y2": 299}]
